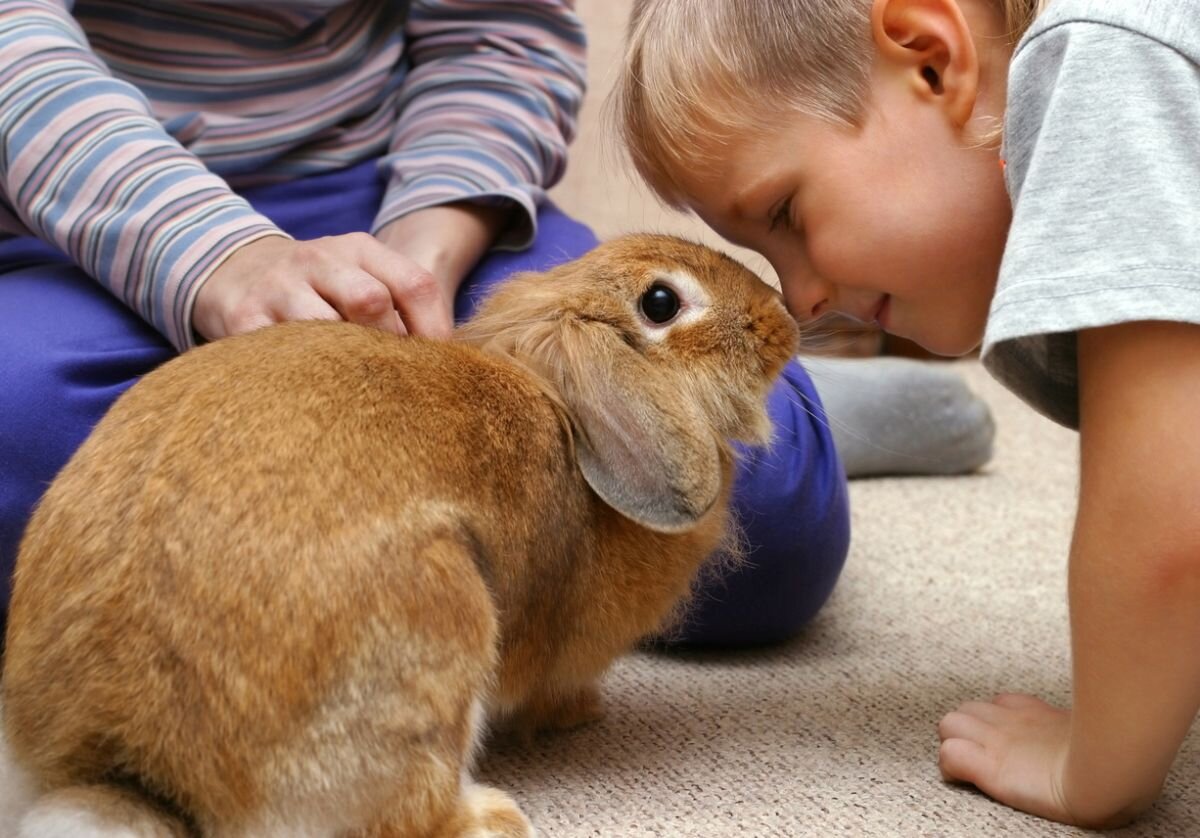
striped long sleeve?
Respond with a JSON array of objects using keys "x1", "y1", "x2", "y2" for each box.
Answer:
[
  {"x1": 0, "y1": 1, "x2": 285, "y2": 350},
  {"x1": 376, "y1": 0, "x2": 587, "y2": 248},
  {"x1": 0, "y1": 0, "x2": 586, "y2": 350}
]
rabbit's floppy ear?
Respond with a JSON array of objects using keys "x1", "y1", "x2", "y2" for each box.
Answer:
[{"x1": 537, "y1": 317, "x2": 722, "y2": 533}]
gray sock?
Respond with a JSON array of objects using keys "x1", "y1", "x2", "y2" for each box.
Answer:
[{"x1": 802, "y1": 356, "x2": 996, "y2": 478}]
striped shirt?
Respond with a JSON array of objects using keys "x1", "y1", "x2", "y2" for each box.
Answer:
[{"x1": 0, "y1": 0, "x2": 586, "y2": 349}]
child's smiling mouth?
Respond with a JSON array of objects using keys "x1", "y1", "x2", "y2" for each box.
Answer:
[{"x1": 871, "y1": 295, "x2": 891, "y2": 329}]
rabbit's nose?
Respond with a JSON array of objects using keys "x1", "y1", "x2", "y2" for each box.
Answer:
[{"x1": 747, "y1": 302, "x2": 799, "y2": 356}]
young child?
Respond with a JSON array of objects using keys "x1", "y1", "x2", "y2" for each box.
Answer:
[{"x1": 616, "y1": 0, "x2": 1200, "y2": 828}]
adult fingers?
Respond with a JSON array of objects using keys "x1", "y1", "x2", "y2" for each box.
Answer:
[
  {"x1": 222, "y1": 286, "x2": 341, "y2": 338},
  {"x1": 274, "y1": 286, "x2": 345, "y2": 327}
]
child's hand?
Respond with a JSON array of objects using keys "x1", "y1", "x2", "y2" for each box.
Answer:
[
  {"x1": 374, "y1": 202, "x2": 513, "y2": 308},
  {"x1": 193, "y1": 233, "x2": 452, "y2": 342},
  {"x1": 938, "y1": 694, "x2": 1082, "y2": 826}
]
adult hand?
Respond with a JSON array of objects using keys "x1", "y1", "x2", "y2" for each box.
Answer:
[{"x1": 192, "y1": 233, "x2": 451, "y2": 342}]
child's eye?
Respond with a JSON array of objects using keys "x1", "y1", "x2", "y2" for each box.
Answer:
[{"x1": 769, "y1": 196, "x2": 794, "y2": 233}]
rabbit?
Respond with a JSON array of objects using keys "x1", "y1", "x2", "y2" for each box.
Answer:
[{"x1": 2, "y1": 233, "x2": 799, "y2": 838}]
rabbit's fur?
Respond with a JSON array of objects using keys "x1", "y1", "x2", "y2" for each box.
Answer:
[{"x1": 2, "y1": 234, "x2": 798, "y2": 837}]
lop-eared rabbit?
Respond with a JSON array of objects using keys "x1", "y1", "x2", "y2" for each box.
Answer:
[{"x1": 3, "y1": 234, "x2": 798, "y2": 837}]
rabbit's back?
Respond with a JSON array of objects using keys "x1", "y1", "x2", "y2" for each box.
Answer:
[{"x1": 3, "y1": 320, "x2": 577, "y2": 828}]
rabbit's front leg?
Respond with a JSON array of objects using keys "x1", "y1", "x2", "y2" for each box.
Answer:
[{"x1": 499, "y1": 682, "x2": 606, "y2": 743}]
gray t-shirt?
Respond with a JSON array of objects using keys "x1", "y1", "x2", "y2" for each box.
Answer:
[{"x1": 982, "y1": 0, "x2": 1200, "y2": 428}]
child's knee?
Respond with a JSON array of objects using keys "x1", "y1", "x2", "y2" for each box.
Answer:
[
  {"x1": 669, "y1": 394, "x2": 852, "y2": 647},
  {"x1": 672, "y1": 500, "x2": 850, "y2": 647},
  {"x1": 676, "y1": 456, "x2": 854, "y2": 648}
]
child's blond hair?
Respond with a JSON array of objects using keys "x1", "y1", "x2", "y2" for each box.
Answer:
[{"x1": 613, "y1": 0, "x2": 1050, "y2": 209}]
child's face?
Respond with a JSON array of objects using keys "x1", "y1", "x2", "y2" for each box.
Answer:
[{"x1": 681, "y1": 74, "x2": 1012, "y2": 356}]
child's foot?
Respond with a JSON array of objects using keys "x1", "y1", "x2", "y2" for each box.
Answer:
[{"x1": 804, "y1": 356, "x2": 995, "y2": 478}]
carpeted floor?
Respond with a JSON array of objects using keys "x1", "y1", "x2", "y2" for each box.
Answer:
[{"x1": 478, "y1": 3, "x2": 1200, "y2": 835}]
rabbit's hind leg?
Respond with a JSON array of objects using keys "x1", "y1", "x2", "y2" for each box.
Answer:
[
  {"x1": 16, "y1": 784, "x2": 190, "y2": 838},
  {"x1": 203, "y1": 641, "x2": 508, "y2": 838},
  {"x1": 354, "y1": 696, "x2": 533, "y2": 837},
  {"x1": 347, "y1": 685, "x2": 533, "y2": 837},
  {"x1": 250, "y1": 535, "x2": 510, "y2": 838}
]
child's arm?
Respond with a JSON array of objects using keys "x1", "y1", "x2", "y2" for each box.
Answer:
[
  {"x1": 374, "y1": 0, "x2": 586, "y2": 253},
  {"x1": 375, "y1": 202, "x2": 513, "y2": 313},
  {"x1": 939, "y1": 319, "x2": 1200, "y2": 828},
  {"x1": 0, "y1": 1, "x2": 283, "y2": 351}
]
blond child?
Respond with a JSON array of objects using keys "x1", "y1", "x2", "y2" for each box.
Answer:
[{"x1": 616, "y1": 0, "x2": 1200, "y2": 828}]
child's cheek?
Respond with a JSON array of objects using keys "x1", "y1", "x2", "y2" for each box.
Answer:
[{"x1": 806, "y1": 221, "x2": 885, "y2": 293}]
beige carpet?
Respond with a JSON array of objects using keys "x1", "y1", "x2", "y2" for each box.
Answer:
[{"x1": 474, "y1": 3, "x2": 1200, "y2": 836}]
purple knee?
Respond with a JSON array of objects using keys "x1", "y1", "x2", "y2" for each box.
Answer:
[
  {"x1": 0, "y1": 249, "x2": 174, "y2": 610},
  {"x1": 670, "y1": 360, "x2": 851, "y2": 646}
]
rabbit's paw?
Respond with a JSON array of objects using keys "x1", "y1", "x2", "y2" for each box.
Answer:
[
  {"x1": 448, "y1": 783, "x2": 534, "y2": 838},
  {"x1": 366, "y1": 783, "x2": 532, "y2": 838},
  {"x1": 533, "y1": 683, "x2": 606, "y2": 734}
]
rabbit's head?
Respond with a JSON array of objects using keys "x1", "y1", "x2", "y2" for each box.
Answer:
[{"x1": 456, "y1": 234, "x2": 798, "y2": 535}]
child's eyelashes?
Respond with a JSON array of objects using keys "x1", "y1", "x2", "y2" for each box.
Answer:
[{"x1": 768, "y1": 195, "x2": 796, "y2": 234}]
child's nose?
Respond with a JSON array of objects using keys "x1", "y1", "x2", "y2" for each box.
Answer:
[{"x1": 780, "y1": 272, "x2": 831, "y2": 322}]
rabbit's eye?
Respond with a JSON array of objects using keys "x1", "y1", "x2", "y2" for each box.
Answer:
[{"x1": 640, "y1": 283, "x2": 680, "y2": 324}]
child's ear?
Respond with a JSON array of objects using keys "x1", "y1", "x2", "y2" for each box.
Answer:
[{"x1": 870, "y1": 0, "x2": 980, "y2": 128}]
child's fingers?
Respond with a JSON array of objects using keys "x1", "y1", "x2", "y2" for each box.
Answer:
[
  {"x1": 356, "y1": 241, "x2": 452, "y2": 339},
  {"x1": 305, "y1": 267, "x2": 403, "y2": 335},
  {"x1": 938, "y1": 737, "x2": 992, "y2": 785},
  {"x1": 953, "y1": 700, "x2": 1011, "y2": 724},
  {"x1": 937, "y1": 709, "x2": 994, "y2": 745}
]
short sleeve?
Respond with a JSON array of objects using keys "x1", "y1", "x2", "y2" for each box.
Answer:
[{"x1": 982, "y1": 16, "x2": 1200, "y2": 428}]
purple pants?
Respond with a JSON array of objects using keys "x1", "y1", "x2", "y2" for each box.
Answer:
[{"x1": 0, "y1": 160, "x2": 848, "y2": 646}]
